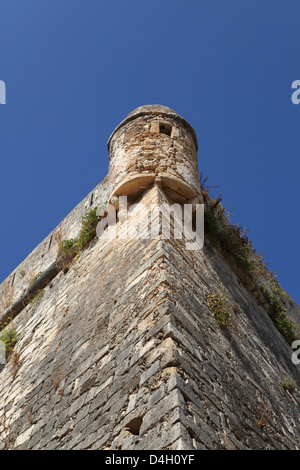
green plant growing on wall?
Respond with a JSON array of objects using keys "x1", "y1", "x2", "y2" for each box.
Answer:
[
  {"x1": 204, "y1": 199, "x2": 255, "y2": 275},
  {"x1": 204, "y1": 207, "x2": 223, "y2": 249},
  {"x1": 261, "y1": 286, "x2": 299, "y2": 346},
  {"x1": 205, "y1": 290, "x2": 236, "y2": 330},
  {"x1": 30, "y1": 289, "x2": 45, "y2": 313},
  {"x1": 202, "y1": 188, "x2": 299, "y2": 348},
  {"x1": 264, "y1": 279, "x2": 288, "y2": 302},
  {"x1": 30, "y1": 272, "x2": 44, "y2": 285},
  {"x1": 228, "y1": 224, "x2": 254, "y2": 274},
  {"x1": 61, "y1": 207, "x2": 100, "y2": 258},
  {"x1": 77, "y1": 207, "x2": 99, "y2": 251},
  {"x1": 0, "y1": 327, "x2": 18, "y2": 359},
  {"x1": 281, "y1": 375, "x2": 297, "y2": 393},
  {"x1": 61, "y1": 238, "x2": 78, "y2": 256}
]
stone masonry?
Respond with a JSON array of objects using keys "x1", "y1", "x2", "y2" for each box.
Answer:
[{"x1": 0, "y1": 105, "x2": 300, "y2": 450}]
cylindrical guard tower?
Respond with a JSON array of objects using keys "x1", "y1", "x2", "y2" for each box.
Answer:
[{"x1": 107, "y1": 104, "x2": 202, "y2": 206}]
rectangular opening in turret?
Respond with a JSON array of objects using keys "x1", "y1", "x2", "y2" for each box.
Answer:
[{"x1": 159, "y1": 122, "x2": 172, "y2": 136}]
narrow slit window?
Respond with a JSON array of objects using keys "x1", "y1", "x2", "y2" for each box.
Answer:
[
  {"x1": 89, "y1": 193, "x2": 94, "y2": 207},
  {"x1": 48, "y1": 234, "x2": 53, "y2": 250}
]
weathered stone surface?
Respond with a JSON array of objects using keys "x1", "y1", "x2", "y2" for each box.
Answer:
[
  {"x1": 107, "y1": 105, "x2": 202, "y2": 205},
  {"x1": 0, "y1": 106, "x2": 300, "y2": 450}
]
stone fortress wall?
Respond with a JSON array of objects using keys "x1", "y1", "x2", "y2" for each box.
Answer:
[{"x1": 0, "y1": 106, "x2": 300, "y2": 450}]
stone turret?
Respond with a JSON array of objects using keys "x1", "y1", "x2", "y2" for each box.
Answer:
[{"x1": 107, "y1": 105, "x2": 202, "y2": 208}]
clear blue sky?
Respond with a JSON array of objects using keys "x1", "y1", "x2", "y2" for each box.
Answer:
[{"x1": 0, "y1": 0, "x2": 299, "y2": 304}]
